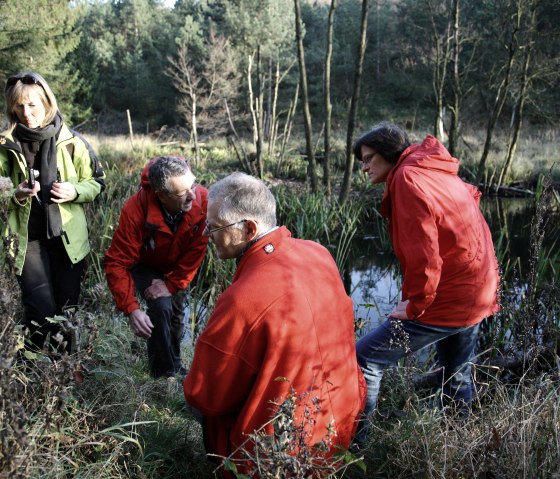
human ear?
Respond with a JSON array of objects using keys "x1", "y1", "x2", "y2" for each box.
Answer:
[{"x1": 244, "y1": 219, "x2": 259, "y2": 241}]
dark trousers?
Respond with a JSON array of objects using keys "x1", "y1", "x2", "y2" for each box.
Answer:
[
  {"x1": 17, "y1": 237, "x2": 85, "y2": 352},
  {"x1": 131, "y1": 264, "x2": 186, "y2": 377}
]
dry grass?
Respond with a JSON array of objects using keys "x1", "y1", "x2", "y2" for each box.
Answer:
[
  {"x1": 453, "y1": 127, "x2": 560, "y2": 186},
  {"x1": 1, "y1": 132, "x2": 559, "y2": 478},
  {"x1": 352, "y1": 368, "x2": 560, "y2": 479}
]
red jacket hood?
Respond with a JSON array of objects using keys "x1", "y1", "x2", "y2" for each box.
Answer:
[
  {"x1": 140, "y1": 159, "x2": 154, "y2": 189},
  {"x1": 396, "y1": 135, "x2": 459, "y2": 176},
  {"x1": 381, "y1": 135, "x2": 459, "y2": 218}
]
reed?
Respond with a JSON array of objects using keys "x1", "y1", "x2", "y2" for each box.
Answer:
[
  {"x1": 274, "y1": 185, "x2": 368, "y2": 272},
  {"x1": 1, "y1": 132, "x2": 559, "y2": 478},
  {"x1": 347, "y1": 370, "x2": 560, "y2": 479}
]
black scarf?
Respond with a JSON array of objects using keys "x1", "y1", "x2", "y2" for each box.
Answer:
[{"x1": 15, "y1": 113, "x2": 63, "y2": 239}]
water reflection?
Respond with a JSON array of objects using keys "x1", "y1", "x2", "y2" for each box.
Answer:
[{"x1": 349, "y1": 196, "x2": 558, "y2": 335}]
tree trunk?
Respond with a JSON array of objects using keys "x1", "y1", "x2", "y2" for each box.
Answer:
[
  {"x1": 497, "y1": 1, "x2": 536, "y2": 189},
  {"x1": 268, "y1": 61, "x2": 280, "y2": 157},
  {"x1": 256, "y1": 45, "x2": 264, "y2": 178},
  {"x1": 265, "y1": 57, "x2": 272, "y2": 140},
  {"x1": 191, "y1": 93, "x2": 199, "y2": 164},
  {"x1": 247, "y1": 54, "x2": 258, "y2": 149},
  {"x1": 476, "y1": 49, "x2": 516, "y2": 186},
  {"x1": 277, "y1": 81, "x2": 300, "y2": 175},
  {"x1": 294, "y1": 0, "x2": 318, "y2": 191},
  {"x1": 323, "y1": 0, "x2": 337, "y2": 196},
  {"x1": 475, "y1": 6, "x2": 521, "y2": 185},
  {"x1": 447, "y1": 0, "x2": 460, "y2": 156},
  {"x1": 426, "y1": 0, "x2": 451, "y2": 141},
  {"x1": 498, "y1": 46, "x2": 531, "y2": 188},
  {"x1": 340, "y1": 0, "x2": 369, "y2": 203},
  {"x1": 375, "y1": 0, "x2": 380, "y2": 82}
]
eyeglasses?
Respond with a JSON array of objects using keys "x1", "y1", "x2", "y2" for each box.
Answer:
[
  {"x1": 5, "y1": 75, "x2": 41, "y2": 91},
  {"x1": 165, "y1": 182, "x2": 198, "y2": 199},
  {"x1": 204, "y1": 219, "x2": 247, "y2": 236},
  {"x1": 361, "y1": 152, "x2": 379, "y2": 164}
]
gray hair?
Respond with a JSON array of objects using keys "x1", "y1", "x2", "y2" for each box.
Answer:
[
  {"x1": 208, "y1": 172, "x2": 277, "y2": 230},
  {"x1": 148, "y1": 156, "x2": 191, "y2": 192},
  {"x1": 4, "y1": 71, "x2": 59, "y2": 132}
]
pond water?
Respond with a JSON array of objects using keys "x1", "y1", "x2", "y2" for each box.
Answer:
[
  {"x1": 348, "y1": 196, "x2": 559, "y2": 336},
  {"x1": 183, "y1": 196, "x2": 558, "y2": 344}
]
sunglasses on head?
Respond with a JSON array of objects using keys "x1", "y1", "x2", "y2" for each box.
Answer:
[{"x1": 5, "y1": 75, "x2": 41, "y2": 91}]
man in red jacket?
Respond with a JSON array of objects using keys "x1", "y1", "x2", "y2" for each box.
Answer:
[
  {"x1": 105, "y1": 156, "x2": 208, "y2": 378},
  {"x1": 183, "y1": 172, "x2": 365, "y2": 472},
  {"x1": 353, "y1": 123, "x2": 500, "y2": 441}
]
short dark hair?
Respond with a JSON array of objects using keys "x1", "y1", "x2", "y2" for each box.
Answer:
[
  {"x1": 148, "y1": 156, "x2": 191, "y2": 192},
  {"x1": 352, "y1": 122, "x2": 411, "y2": 164}
]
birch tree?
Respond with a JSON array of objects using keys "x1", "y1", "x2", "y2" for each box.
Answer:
[
  {"x1": 166, "y1": 33, "x2": 240, "y2": 162},
  {"x1": 497, "y1": 0, "x2": 538, "y2": 188},
  {"x1": 425, "y1": 0, "x2": 452, "y2": 141},
  {"x1": 224, "y1": 0, "x2": 294, "y2": 178},
  {"x1": 340, "y1": 0, "x2": 369, "y2": 203},
  {"x1": 294, "y1": 0, "x2": 318, "y2": 191},
  {"x1": 323, "y1": 0, "x2": 338, "y2": 195},
  {"x1": 447, "y1": 0, "x2": 461, "y2": 156}
]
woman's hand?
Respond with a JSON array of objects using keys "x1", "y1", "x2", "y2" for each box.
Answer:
[
  {"x1": 14, "y1": 179, "x2": 40, "y2": 202},
  {"x1": 389, "y1": 300, "x2": 410, "y2": 320},
  {"x1": 50, "y1": 181, "x2": 78, "y2": 203}
]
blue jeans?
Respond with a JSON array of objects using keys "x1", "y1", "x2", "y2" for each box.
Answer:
[{"x1": 356, "y1": 318, "x2": 480, "y2": 419}]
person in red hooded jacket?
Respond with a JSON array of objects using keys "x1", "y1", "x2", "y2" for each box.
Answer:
[
  {"x1": 352, "y1": 123, "x2": 500, "y2": 442},
  {"x1": 105, "y1": 156, "x2": 208, "y2": 377},
  {"x1": 183, "y1": 172, "x2": 365, "y2": 474}
]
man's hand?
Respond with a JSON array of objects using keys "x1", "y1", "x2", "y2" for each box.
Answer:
[
  {"x1": 144, "y1": 279, "x2": 171, "y2": 301},
  {"x1": 51, "y1": 181, "x2": 78, "y2": 203},
  {"x1": 129, "y1": 309, "x2": 154, "y2": 338},
  {"x1": 389, "y1": 300, "x2": 410, "y2": 320}
]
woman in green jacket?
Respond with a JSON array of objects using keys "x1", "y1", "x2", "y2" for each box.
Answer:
[{"x1": 0, "y1": 71, "x2": 104, "y2": 353}]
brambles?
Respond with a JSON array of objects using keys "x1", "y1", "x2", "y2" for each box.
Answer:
[
  {"x1": 219, "y1": 384, "x2": 365, "y2": 479},
  {"x1": 1, "y1": 136, "x2": 559, "y2": 478},
  {"x1": 0, "y1": 176, "x2": 26, "y2": 477}
]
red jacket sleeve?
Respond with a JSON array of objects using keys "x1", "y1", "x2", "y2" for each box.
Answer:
[{"x1": 104, "y1": 196, "x2": 145, "y2": 315}]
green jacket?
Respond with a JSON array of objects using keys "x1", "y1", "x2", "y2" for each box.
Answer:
[{"x1": 0, "y1": 124, "x2": 105, "y2": 275}]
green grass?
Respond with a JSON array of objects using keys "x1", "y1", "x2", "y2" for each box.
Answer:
[{"x1": 1, "y1": 131, "x2": 559, "y2": 478}]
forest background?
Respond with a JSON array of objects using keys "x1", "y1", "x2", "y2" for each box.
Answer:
[
  {"x1": 1, "y1": 0, "x2": 559, "y2": 192},
  {"x1": 1, "y1": 0, "x2": 560, "y2": 478}
]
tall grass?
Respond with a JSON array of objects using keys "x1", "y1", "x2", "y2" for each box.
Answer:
[
  {"x1": 477, "y1": 174, "x2": 560, "y2": 358},
  {"x1": 349, "y1": 371, "x2": 560, "y2": 478},
  {"x1": 274, "y1": 185, "x2": 368, "y2": 273},
  {"x1": 0, "y1": 178, "x2": 153, "y2": 478},
  {"x1": 1, "y1": 133, "x2": 559, "y2": 478}
]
